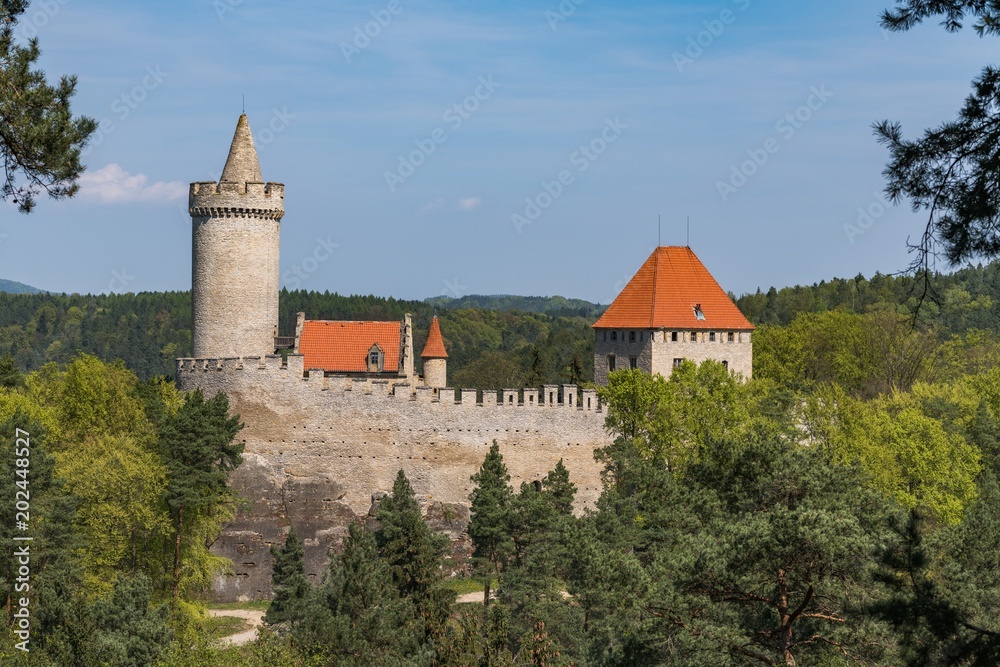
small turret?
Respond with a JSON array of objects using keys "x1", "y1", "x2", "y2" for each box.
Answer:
[{"x1": 420, "y1": 316, "x2": 448, "y2": 389}]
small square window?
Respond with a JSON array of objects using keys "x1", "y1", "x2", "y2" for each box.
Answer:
[
  {"x1": 722, "y1": 360, "x2": 729, "y2": 370},
  {"x1": 608, "y1": 355, "x2": 616, "y2": 372},
  {"x1": 690, "y1": 332, "x2": 697, "y2": 342},
  {"x1": 709, "y1": 332, "x2": 716, "y2": 342},
  {"x1": 629, "y1": 331, "x2": 636, "y2": 343},
  {"x1": 728, "y1": 332, "x2": 735, "y2": 343},
  {"x1": 629, "y1": 356, "x2": 638, "y2": 369},
  {"x1": 671, "y1": 331, "x2": 678, "y2": 342},
  {"x1": 693, "y1": 304, "x2": 706, "y2": 320},
  {"x1": 673, "y1": 358, "x2": 684, "y2": 368}
]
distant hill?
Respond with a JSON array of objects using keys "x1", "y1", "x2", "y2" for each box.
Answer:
[
  {"x1": 425, "y1": 294, "x2": 606, "y2": 318},
  {"x1": 0, "y1": 279, "x2": 43, "y2": 294}
]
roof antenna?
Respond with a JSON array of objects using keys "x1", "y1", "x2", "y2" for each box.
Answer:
[{"x1": 242, "y1": 95, "x2": 245, "y2": 114}]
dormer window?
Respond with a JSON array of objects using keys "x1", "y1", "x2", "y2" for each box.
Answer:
[
  {"x1": 367, "y1": 344, "x2": 383, "y2": 373},
  {"x1": 693, "y1": 304, "x2": 706, "y2": 320}
]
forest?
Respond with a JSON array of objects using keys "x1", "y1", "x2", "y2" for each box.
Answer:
[{"x1": 0, "y1": 260, "x2": 1000, "y2": 664}]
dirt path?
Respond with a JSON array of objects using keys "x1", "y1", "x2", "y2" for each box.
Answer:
[{"x1": 209, "y1": 608, "x2": 265, "y2": 647}]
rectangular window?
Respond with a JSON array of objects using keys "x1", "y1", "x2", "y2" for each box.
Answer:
[
  {"x1": 603, "y1": 331, "x2": 607, "y2": 342},
  {"x1": 709, "y1": 332, "x2": 716, "y2": 342},
  {"x1": 629, "y1": 331, "x2": 636, "y2": 343},
  {"x1": 722, "y1": 360, "x2": 729, "y2": 370},
  {"x1": 728, "y1": 332, "x2": 734, "y2": 343},
  {"x1": 629, "y1": 356, "x2": 638, "y2": 369},
  {"x1": 607, "y1": 355, "x2": 616, "y2": 372},
  {"x1": 690, "y1": 332, "x2": 697, "y2": 342},
  {"x1": 673, "y1": 358, "x2": 684, "y2": 368},
  {"x1": 671, "y1": 331, "x2": 678, "y2": 342},
  {"x1": 611, "y1": 331, "x2": 617, "y2": 341}
]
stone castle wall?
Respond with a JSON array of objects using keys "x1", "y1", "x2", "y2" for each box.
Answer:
[{"x1": 176, "y1": 354, "x2": 610, "y2": 602}]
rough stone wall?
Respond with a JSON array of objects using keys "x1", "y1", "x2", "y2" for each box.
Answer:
[
  {"x1": 593, "y1": 329, "x2": 654, "y2": 385},
  {"x1": 190, "y1": 181, "x2": 283, "y2": 359},
  {"x1": 176, "y1": 355, "x2": 609, "y2": 601},
  {"x1": 649, "y1": 330, "x2": 753, "y2": 379}
]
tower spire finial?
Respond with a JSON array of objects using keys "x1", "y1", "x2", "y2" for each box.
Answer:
[{"x1": 220, "y1": 114, "x2": 263, "y2": 184}]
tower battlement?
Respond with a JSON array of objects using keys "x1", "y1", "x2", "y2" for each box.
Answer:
[{"x1": 189, "y1": 181, "x2": 284, "y2": 219}]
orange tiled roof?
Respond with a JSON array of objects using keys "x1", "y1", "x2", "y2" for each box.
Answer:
[
  {"x1": 420, "y1": 316, "x2": 448, "y2": 359},
  {"x1": 593, "y1": 246, "x2": 754, "y2": 330},
  {"x1": 298, "y1": 320, "x2": 401, "y2": 372}
]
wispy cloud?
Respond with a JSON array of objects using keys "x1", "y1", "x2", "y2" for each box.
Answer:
[
  {"x1": 78, "y1": 164, "x2": 186, "y2": 204},
  {"x1": 458, "y1": 197, "x2": 481, "y2": 211}
]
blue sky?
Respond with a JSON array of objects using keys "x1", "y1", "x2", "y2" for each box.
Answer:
[{"x1": 0, "y1": 0, "x2": 994, "y2": 303}]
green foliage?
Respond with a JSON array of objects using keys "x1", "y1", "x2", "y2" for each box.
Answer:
[
  {"x1": 0, "y1": 354, "x2": 22, "y2": 389},
  {"x1": 158, "y1": 388, "x2": 244, "y2": 598},
  {"x1": 90, "y1": 572, "x2": 172, "y2": 667},
  {"x1": 376, "y1": 470, "x2": 454, "y2": 642},
  {"x1": 264, "y1": 527, "x2": 310, "y2": 627},
  {"x1": 468, "y1": 441, "x2": 515, "y2": 604},
  {"x1": 294, "y1": 521, "x2": 420, "y2": 666},
  {"x1": 0, "y1": 0, "x2": 96, "y2": 212}
]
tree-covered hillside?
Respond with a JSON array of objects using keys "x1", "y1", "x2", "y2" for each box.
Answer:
[{"x1": 0, "y1": 290, "x2": 595, "y2": 387}]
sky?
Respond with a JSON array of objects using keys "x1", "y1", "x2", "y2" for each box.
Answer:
[{"x1": 0, "y1": 0, "x2": 995, "y2": 304}]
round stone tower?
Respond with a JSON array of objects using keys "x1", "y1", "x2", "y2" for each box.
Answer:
[
  {"x1": 420, "y1": 315, "x2": 448, "y2": 388},
  {"x1": 189, "y1": 114, "x2": 284, "y2": 359}
]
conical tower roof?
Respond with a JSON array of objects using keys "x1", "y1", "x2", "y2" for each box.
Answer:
[
  {"x1": 220, "y1": 114, "x2": 263, "y2": 184},
  {"x1": 593, "y1": 246, "x2": 754, "y2": 330},
  {"x1": 420, "y1": 316, "x2": 448, "y2": 358}
]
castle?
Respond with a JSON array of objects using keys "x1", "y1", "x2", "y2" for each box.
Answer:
[{"x1": 176, "y1": 115, "x2": 752, "y2": 601}]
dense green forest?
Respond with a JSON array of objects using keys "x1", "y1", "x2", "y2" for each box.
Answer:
[
  {"x1": 0, "y1": 289, "x2": 594, "y2": 388},
  {"x1": 4, "y1": 259, "x2": 1000, "y2": 391}
]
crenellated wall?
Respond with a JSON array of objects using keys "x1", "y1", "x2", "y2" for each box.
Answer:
[{"x1": 176, "y1": 354, "x2": 610, "y2": 601}]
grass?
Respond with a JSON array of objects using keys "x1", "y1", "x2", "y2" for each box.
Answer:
[
  {"x1": 205, "y1": 600, "x2": 270, "y2": 612},
  {"x1": 203, "y1": 615, "x2": 251, "y2": 641},
  {"x1": 440, "y1": 576, "x2": 495, "y2": 596}
]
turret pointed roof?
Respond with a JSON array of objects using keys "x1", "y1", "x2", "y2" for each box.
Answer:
[
  {"x1": 220, "y1": 114, "x2": 263, "y2": 184},
  {"x1": 420, "y1": 316, "x2": 448, "y2": 358},
  {"x1": 593, "y1": 246, "x2": 754, "y2": 330}
]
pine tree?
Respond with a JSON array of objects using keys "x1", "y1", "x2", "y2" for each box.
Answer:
[
  {"x1": 375, "y1": 469, "x2": 453, "y2": 640},
  {"x1": 295, "y1": 521, "x2": 418, "y2": 665},
  {"x1": 158, "y1": 389, "x2": 243, "y2": 600},
  {"x1": 0, "y1": 354, "x2": 21, "y2": 389},
  {"x1": 1, "y1": 1, "x2": 96, "y2": 212},
  {"x1": 469, "y1": 441, "x2": 515, "y2": 606},
  {"x1": 265, "y1": 526, "x2": 310, "y2": 626}
]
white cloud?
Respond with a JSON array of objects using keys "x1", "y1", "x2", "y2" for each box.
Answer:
[
  {"x1": 78, "y1": 163, "x2": 186, "y2": 204},
  {"x1": 457, "y1": 197, "x2": 481, "y2": 211}
]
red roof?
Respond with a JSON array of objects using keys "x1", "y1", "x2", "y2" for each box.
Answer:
[
  {"x1": 593, "y1": 246, "x2": 754, "y2": 330},
  {"x1": 420, "y1": 316, "x2": 448, "y2": 359},
  {"x1": 298, "y1": 320, "x2": 401, "y2": 372}
]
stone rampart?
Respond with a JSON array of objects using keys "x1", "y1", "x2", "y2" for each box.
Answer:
[{"x1": 176, "y1": 354, "x2": 610, "y2": 601}]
